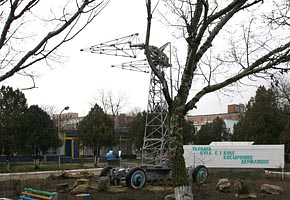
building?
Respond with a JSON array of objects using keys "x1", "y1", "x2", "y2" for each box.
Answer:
[
  {"x1": 52, "y1": 113, "x2": 83, "y2": 158},
  {"x1": 115, "y1": 114, "x2": 135, "y2": 158},
  {"x1": 187, "y1": 104, "x2": 245, "y2": 133},
  {"x1": 51, "y1": 112, "x2": 136, "y2": 159}
]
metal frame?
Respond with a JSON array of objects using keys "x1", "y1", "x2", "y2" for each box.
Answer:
[
  {"x1": 82, "y1": 33, "x2": 208, "y2": 187},
  {"x1": 81, "y1": 34, "x2": 171, "y2": 168},
  {"x1": 142, "y1": 66, "x2": 170, "y2": 166}
]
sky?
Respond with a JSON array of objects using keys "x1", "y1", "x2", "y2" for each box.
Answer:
[{"x1": 3, "y1": 0, "x2": 267, "y2": 117}]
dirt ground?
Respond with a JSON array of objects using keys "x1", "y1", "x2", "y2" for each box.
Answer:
[
  {"x1": 36, "y1": 176, "x2": 290, "y2": 199},
  {"x1": 4, "y1": 169, "x2": 290, "y2": 200}
]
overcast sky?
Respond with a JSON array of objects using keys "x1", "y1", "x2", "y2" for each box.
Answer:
[{"x1": 3, "y1": 0, "x2": 267, "y2": 116}]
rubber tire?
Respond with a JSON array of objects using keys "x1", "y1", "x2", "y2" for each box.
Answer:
[
  {"x1": 100, "y1": 166, "x2": 112, "y2": 177},
  {"x1": 126, "y1": 167, "x2": 146, "y2": 189},
  {"x1": 192, "y1": 165, "x2": 208, "y2": 184}
]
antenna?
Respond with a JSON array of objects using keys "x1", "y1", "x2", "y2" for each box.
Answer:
[
  {"x1": 81, "y1": 33, "x2": 171, "y2": 167},
  {"x1": 80, "y1": 33, "x2": 142, "y2": 58},
  {"x1": 111, "y1": 59, "x2": 150, "y2": 73}
]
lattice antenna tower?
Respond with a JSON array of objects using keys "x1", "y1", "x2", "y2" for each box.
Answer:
[
  {"x1": 80, "y1": 33, "x2": 142, "y2": 58},
  {"x1": 81, "y1": 34, "x2": 171, "y2": 167}
]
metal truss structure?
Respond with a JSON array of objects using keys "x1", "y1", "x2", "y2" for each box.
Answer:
[
  {"x1": 80, "y1": 33, "x2": 142, "y2": 58},
  {"x1": 81, "y1": 34, "x2": 171, "y2": 167}
]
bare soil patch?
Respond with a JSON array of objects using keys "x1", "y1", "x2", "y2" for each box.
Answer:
[
  {"x1": 2, "y1": 169, "x2": 290, "y2": 200},
  {"x1": 60, "y1": 176, "x2": 290, "y2": 200}
]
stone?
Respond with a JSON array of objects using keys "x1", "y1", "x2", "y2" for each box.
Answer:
[
  {"x1": 98, "y1": 176, "x2": 110, "y2": 191},
  {"x1": 234, "y1": 179, "x2": 243, "y2": 194},
  {"x1": 260, "y1": 184, "x2": 283, "y2": 195},
  {"x1": 163, "y1": 193, "x2": 175, "y2": 200},
  {"x1": 236, "y1": 193, "x2": 257, "y2": 199},
  {"x1": 234, "y1": 179, "x2": 249, "y2": 194},
  {"x1": 248, "y1": 194, "x2": 257, "y2": 198},
  {"x1": 70, "y1": 184, "x2": 89, "y2": 195},
  {"x1": 56, "y1": 183, "x2": 70, "y2": 193},
  {"x1": 59, "y1": 172, "x2": 74, "y2": 179},
  {"x1": 79, "y1": 171, "x2": 93, "y2": 178},
  {"x1": 216, "y1": 178, "x2": 231, "y2": 193},
  {"x1": 73, "y1": 179, "x2": 90, "y2": 188}
]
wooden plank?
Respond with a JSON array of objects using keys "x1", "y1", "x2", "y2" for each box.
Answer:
[
  {"x1": 21, "y1": 192, "x2": 52, "y2": 200},
  {"x1": 19, "y1": 195, "x2": 37, "y2": 200}
]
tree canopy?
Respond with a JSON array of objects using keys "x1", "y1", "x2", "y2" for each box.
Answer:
[
  {"x1": 19, "y1": 105, "x2": 60, "y2": 156},
  {"x1": 128, "y1": 111, "x2": 147, "y2": 152},
  {"x1": 77, "y1": 103, "x2": 116, "y2": 160},
  {"x1": 0, "y1": 85, "x2": 27, "y2": 156},
  {"x1": 194, "y1": 117, "x2": 230, "y2": 145},
  {"x1": 0, "y1": 0, "x2": 110, "y2": 88},
  {"x1": 182, "y1": 118, "x2": 196, "y2": 145},
  {"x1": 232, "y1": 86, "x2": 285, "y2": 144},
  {"x1": 272, "y1": 77, "x2": 290, "y2": 161},
  {"x1": 20, "y1": 105, "x2": 60, "y2": 168},
  {"x1": 0, "y1": 86, "x2": 59, "y2": 160}
]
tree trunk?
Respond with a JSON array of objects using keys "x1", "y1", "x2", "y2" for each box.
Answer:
[
  {"x1": 34, "y1": 149, "x2": 40, "y2": 169},
  {"x1": 170, "y1": 109, "x2": 194, "y2": 199},
  {"x1": 6, "y1": 159, "x2": 10, "y2": 171},
  {"x1": 93, "y1": 145, "x2": 102, "y2": 167},
  {"x1": 94, "y1": 155, "x2": 97, "y2": 167},
  {"x1": 174, "y1": 185, "x2": 194, "y2": 200}
]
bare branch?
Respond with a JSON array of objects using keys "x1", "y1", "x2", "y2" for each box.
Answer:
[
  {"x1": 0, "y1": 0, "x2": 110, "y2": 85},
  {"x1": 185, "y1": 40, "x2": 290, "y2": 112}
]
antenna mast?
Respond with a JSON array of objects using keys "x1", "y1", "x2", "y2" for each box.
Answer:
[{"x1": 81, "y1": 34, "x2": 171, "y2": 167}]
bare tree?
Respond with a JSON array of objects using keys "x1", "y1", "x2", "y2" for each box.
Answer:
[
  {"x1": 91, "y1": 89, "x2": 128, "y2": 118},
  {"x1": 0, "y1": 0, "x2": 109, "y2": 88},
  {"x1": 40, "y1": 104, "x2": 58, "y2": 117},
  {"x1": 272, "y1": 75, "x2": 290, "y2": 106},
  {"x1": 144, "y1": 0, "x2": 290, "y2": 199}
]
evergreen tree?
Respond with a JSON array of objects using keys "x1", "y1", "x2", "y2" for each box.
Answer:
[
  {"x1": 232, "y1": 86, "x2": 285, "y2": 144},
  {"x1": 272, "y1": 76, "x2": 290, "y2": 161},
  {"x1": 194, "y1": 117, "x2": 230, "y2": 145},
  {"x1": 77, "y1": 104, "x2": 116, "y2": 166},
  {"x1": 183, "y1": 118, "x2": 195, "y2": 145},
  {"x1": 20, "y1": 105, "x2": 60, "y2": 168},
  {"x1": 128, "y1": 111, "x2": 146, "y2": 152},
  {"x1": 0, "y1": 86, "x2": 27, "y2": 157}
]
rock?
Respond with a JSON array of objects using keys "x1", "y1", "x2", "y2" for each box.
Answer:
[
  {"x1": 56, "y1": 183, "x2": 70, "y2": 193},
  {"x1": 260, "y1": 184, "x2": 283, "y2": 195},
  {"x1": 234, "y1": 179, "x2": 243, "y2": 194},
  {"x1": 59, "y1": 171, "x2": 75, "y2": 179},
  {"x1": 163, "y1": 193, "x2": 175, "y2": 200},
  {"x1": 216, "y1": 178, "x2": 231, "y2": 193},
  {"x1": 98, "y1": 176, "x2": 110, "y2": 191},
  {"x1": 73, "y1": 178, "x2": 90, "y2": 188},
  {"x1": 236, "y1": 193, "x2": 257, "y2": 199},
  {"x1": 234, "y1": 179, "x2": 249, "y2": 194},
  {"x1": 70, "y1": 184, "x2": 89, "y2": 194},
  {"x1": 248, "y1": 194, "x2": 257, "y2": 198},
  {"x1": 79, "y1": 171, "x2": 93, "y2": 178}
]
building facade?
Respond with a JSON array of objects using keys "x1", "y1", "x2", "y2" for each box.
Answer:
[
  {"x1": 51, "y1": 112, "x2": 136, "y2": 159},
  {"x1": 52, "y1": 113, "x2": 83, "y2": 158},
  {"x1": 187, "y1": 104, "x2": 245, "y2": 133}
]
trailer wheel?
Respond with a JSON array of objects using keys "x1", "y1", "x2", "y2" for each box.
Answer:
[
  {"x1": 192, "y1": 165, "x2": 208, "y2": 184},
  {"x1": 126, "y1": 167, "x2": 146, "y2": 189},
  {"x1": 100, "y1": 166, "x2": 112, "y2": 177}
]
